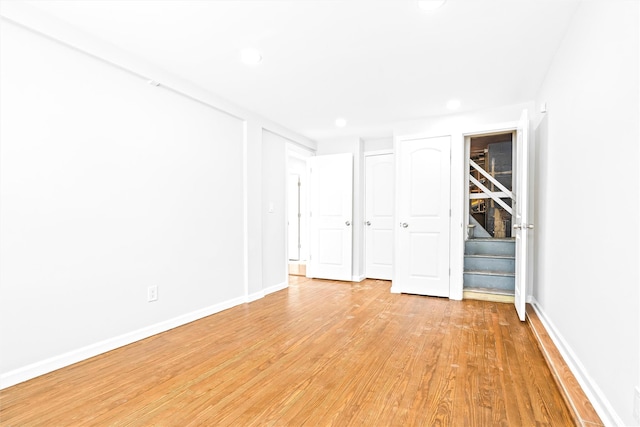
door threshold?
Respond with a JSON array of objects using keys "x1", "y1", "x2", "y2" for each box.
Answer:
[{"x1": 463, "y1": 287, "x2": 515, "y2": 303}]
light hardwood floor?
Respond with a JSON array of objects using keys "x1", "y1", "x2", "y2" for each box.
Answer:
[{"x1": 0, "y1": 277, "x2": 572, "y2": 426}]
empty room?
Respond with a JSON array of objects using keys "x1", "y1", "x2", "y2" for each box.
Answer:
[{"x1": 0, "y1": 0, "x2": 638, "y2": 425}]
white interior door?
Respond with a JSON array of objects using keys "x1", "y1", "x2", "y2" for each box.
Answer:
[
  {"x1": 308, "y1": 153, "x2": 353, "y2": 281},
  {"x1": 288, "y1": 174, "x2": 300, "y2": 261},
  {"x1": 514, "y1": 110, "x2": 531, "y2": 321},
  {"x1": 393, "y1": 136, "x2": 451, "y2": 297},
  {"x1": 365, "y1": 154, "x2": 394, "y2": 280}
]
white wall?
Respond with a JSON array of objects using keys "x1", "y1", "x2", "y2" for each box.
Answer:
[
  {"x1": 260, "y1": 131, "x2": 288, "y2": 297},
  {"x1": 532, "y1": 2, "x2": 639, "y2": 425},
  {"x1": 363, "y1": 137, "x2": 393, "y2": 152},
  {"x1": 0, "y1": 7, "x2": 315, "y2": 387},
  {"x1": 316, "y1": 137, "x2": 365, "y2": 281}
]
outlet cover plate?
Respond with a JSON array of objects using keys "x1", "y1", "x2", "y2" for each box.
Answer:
[{"x1": 147, "y1": 285, "x2": 158, "y2": 302}]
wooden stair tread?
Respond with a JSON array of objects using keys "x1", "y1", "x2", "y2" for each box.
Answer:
[
  {"x1": 463, "y1": 270, "x2": 515, "y2": 277},
  {"x1": 465, "y1": 254, "x2": 515, "y2": 260},
  {"x1": 463, "y1": 287, "x2": 514, "y2": 303}
]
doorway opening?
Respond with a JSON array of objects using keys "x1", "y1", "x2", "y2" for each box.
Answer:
[
  {"x1": 468, "y1": 132, "x2": 514, "y2": 239},
  {"x1": 464, "y1": 131, "x2": 516, "y2": 302},
  {"x1": 287, "y1": 149, "x2": 311, "y2": 277}
]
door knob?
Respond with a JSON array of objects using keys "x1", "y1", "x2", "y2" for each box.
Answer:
[
  {"x1": 401, "y1": 222, "x2": 409, "y2": 228},
  {"x1": 345, "y1": 220, "x2": 351, "y2": 226},
  {"x1": 526, "y1": 224, "x2": 535, "y2": 229},
  {"x1": 365, "y1": 221, "x2": 371, "y2": 226},
  {"x1": 513, "y1": 224, "x2": 521, "y2": 229}
]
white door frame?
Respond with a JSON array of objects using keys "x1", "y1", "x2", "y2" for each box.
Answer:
[
  {"x1": 460, "y1": 119, "x2": 533, "y2": 314},
  {"x1": 286, "y1": 145, "x2": 313, "y2": 266},
  {"x1": 463, "y1": 128, "x2": 517, "y2": 236}
]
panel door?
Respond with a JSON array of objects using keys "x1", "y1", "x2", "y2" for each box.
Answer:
[
  {"x1": 365, "y1": 154, "x2": 394, "y2": 280},
  {"x1": 308, "y1": 153, "x2": 353, "y2": 281},
  {"x1": 393, "y1": 136, "x2": 451, "y2": 297}
]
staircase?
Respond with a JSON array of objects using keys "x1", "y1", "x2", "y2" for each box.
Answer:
[{"x1": 463, "y1": 238, "x2": 515, "y2": 302}]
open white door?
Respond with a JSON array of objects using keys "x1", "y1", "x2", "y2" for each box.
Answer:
[
  {"x1": 514, "y1": 110, "x2": 531, "y2": 321},
  {"x1": 364, "y1": 154, "x2": 394, "y2": 280},
  {"x1": 308, "y1": 153, "x2": 353, "y2": 281},
  {"x1": 393, "y1": 136, "x2": 451, "y2": 297}
]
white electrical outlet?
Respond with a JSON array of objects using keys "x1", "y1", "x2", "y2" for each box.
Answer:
[
  {"x1": 147, "y1": 285, "x2": 158, "y2": 302},
  {"x1": 634, "y1": 386, "x2": 640, "y2": 423}
]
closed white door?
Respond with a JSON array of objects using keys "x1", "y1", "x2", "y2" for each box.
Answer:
[
  {"x1": 393, "y1": 136, "x2": 451, "y2": 297},
  {"x1": 288, "y1": 174, "x2": 300, "y2": 261},
  {"x1": 365, "y1": 154, "x2": 394, "y2": 280},
  {"x1": 308, "y1": 153, "x2": 353, "y2": 281},
  {"x1": 514, "y1": 110, "x2": 531, "y2": 321}
]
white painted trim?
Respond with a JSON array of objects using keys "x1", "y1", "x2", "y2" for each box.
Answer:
[
  {"x1": 469, "y1": 159, "x2": 513, "y2": 199},
  {"x1": 243, "y1": 120, "x2": 250, "y2": 300},
  {"x1": 263, "y1": 281, "x2": 288, "y2": 296},
  {"x1": 363, "y1": 149, "x2": 394, "y2": 157},
  {"x1": 469, "y1": 175, "x2": 513, "y2": 214},
  {"x1": 246, "y1": 290, "x2": 265, "y2": 303},
  {"x1": 461, "y1": 121, "x2": 518, "y2": 137},
  {"x1": 469, "y1": 192, "x2": 509, "y2": 199},
  {"x1": 351, "y1": 274, "x2": 366, "y2": 282},
  {"x1": 390, "y1": 285, "x2": 401, "y2": 294},
  {"x1": 0, "y1": 295, "x2": 247, "y2": 390},
  {"x1": 529, "y1": 299, "x2": 624, "y2": 426}
]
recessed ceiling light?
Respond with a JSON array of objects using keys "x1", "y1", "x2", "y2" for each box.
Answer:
[
  {"x1": 240, "y1": 48, "x2": 262, "y2": 66},
  {"x1": 335, "y1": 118, "x2": 347, "y2": 128},
  {"x1": 446, "y1": 99, "x2": 461, "y2": 110},
  {"x1": 417, "y1": 0, "x2": 446, "y2": 12}
]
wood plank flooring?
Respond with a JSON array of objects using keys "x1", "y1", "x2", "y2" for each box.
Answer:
[{"x1": 0, "y1": 277, "x2": 573, "y2": 426}]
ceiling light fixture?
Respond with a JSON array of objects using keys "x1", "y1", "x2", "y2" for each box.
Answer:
[
  {"x1": 446, "y1": 99, "x2": 461, "y2": 110},
  {"x1": 240, "y1": 48, "x2": 262, "y2": 66},
  {"x1": 417, "y1": 0, "x2": 447, "y2": 12},
  {"x1": 335, "y1": 118, "x2": 347, "y2": 128}
]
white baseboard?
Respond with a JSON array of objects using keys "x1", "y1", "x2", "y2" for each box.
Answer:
[
  {"x1": 529, "y1": 299, "x2": 624, "y2": 426},
  {"x1": 263, "y1": 281, "x2": 288, "y2": 296},
  {"x1": 390, "y1": 285, "x2": 401, "y2": 294},
  {"x1": 351, "y1": 275, "x2": 366, "y2": 282},
  {"x1": 246, "y1": 281, "x2": 287, "y2": 303},
  {"x1": 0, "y1": 295, "x2": 246, "y2": 390},
  {"x1": 246, "y1": 290, "x2": 265, "y2": 302}
]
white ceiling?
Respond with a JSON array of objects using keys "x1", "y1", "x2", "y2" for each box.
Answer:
[{"x1": 22, "y1": 0, "x2": 580, "y2": 141}]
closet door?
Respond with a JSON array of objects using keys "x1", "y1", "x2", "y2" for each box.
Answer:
[
  {"x1": 364, "y1": 154, "x2": 394, "y2": 280},
  {"x1": 393, "y1": 136, "x2": 451, "y2": 297},
  {"x1": 307, "y1": 153, "x2": 353, "y2": 281}
]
